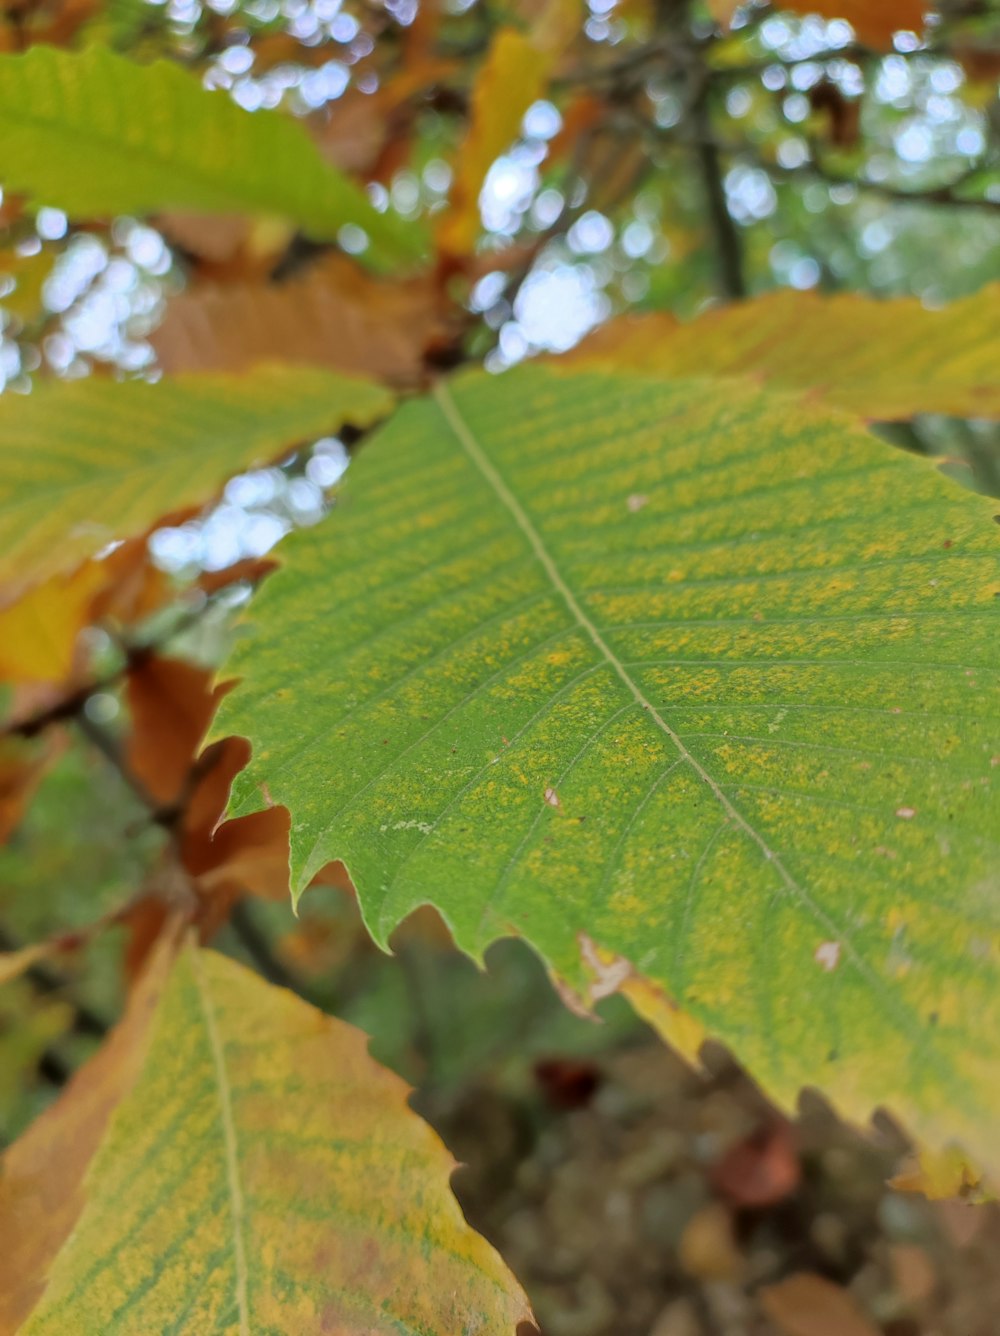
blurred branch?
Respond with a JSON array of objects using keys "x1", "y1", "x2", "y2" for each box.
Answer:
[
  {"x1": 0, "y1": 922, "x2": 110, "y2": 1088},
  {"x1": 760, "y1": 143, "x2": 1000, "y2": 212},
  {"x1": 692, "y1": 82, "x2": 746, "y2": 299},
  {"x1": 229, "y1": 899, "x2": 310, "y2": 997}
]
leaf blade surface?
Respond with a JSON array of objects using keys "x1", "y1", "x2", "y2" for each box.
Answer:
[
  {"x1": 0, "y1": 46, "x2": 423, "y2": 264},
  {"x1": 0, "y1": 366, "x2": 391, "y2": 591},
  {"x1": 217, "y1": 364, "x2": 1000, "y2": 1173},
  {"x1": 572, "y1": 287, "x2": 1000, "y2": 421}
]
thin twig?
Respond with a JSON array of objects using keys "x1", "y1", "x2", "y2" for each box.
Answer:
[
  {"x1": 228, "y1": 899, "x2": 305, "y2": 995},
  {"x1": 692, "y1": 83, "x2": 746, "y2": 299}
]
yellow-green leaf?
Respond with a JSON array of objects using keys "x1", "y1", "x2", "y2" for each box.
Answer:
[
  {"x1": 437, "y1": 29, "x2": 551, "y2": 257},
  {"x1": 0, "y1": 366, "x2": 391, "y2": 592},
  {"x1": 216, "y1": 362, "x2": 1000, "y2": 1178},
  {"x1": 572, "y1": 286, "x2": 1000, "y2": 421},
  {"x1": 0, "y1": 46, "x2": 424, "y2": 266},
  {"x1": 5, "y1": 944, "x2": 530, "y2": 1334}
]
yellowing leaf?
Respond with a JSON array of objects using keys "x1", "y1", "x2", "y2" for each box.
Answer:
[
  {"x1": 0, "y1": 46, "x2": 424, "y2": 266},
  {"x1": 0, "y1": 366, "x2": 391, "y2": 593},
  {"x1": 0, "y1": 562, "x2": 106, "y2": 683},
  {"x1": 0, "y1": 930, "x2": 176, "y2": 1332},
  {"x1": 216, "y1": 363, "x2": 1000, "y2": 1181},
  {"x1": 0, "y1": 248, "x2": 53, "y2": 323},
  {"x1": 572, "y1": 286, "x2": 1000, "y2": 421},
  {"x1": 438, "y1": 29, "x2": 551, "y2": 257},
  {"x1": 151, "y1": 255, "x2": 453, "y2": 387},
  {"x1": 5, "y1": 945, "x2": 531, "y2": 1334}
]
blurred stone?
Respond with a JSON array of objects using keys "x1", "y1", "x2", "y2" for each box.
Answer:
[
  {"x1": 890, "y1": 1244, "x2": 937, "y2": 1307},
  {"x1": 679, "y1": 1203, "x2": 744, "y2": 1281},
  {"x1": 649, "y1": 1297, "x2": 701, "y2": 1336}
]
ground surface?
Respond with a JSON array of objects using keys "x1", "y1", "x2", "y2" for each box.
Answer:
[{"x1": 432, "y1": 1034, "x2": 1000, "y2": 1336}]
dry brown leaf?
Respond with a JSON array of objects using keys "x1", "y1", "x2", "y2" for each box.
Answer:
[
  {"x1": 0, "y1": 734, "x2": 59, "y2": 844},
  {"x1": 196, "y1": 554, "x2": 277, "y2": 596},
  {"x1": 151, "y1": 252, "x2": 454, "y2": 386},
  {"x1": 91, "y1": 537, "x2": 173, "y2": 627},
  {"x1": 157, "y1": 212, "x2": 294, "y2": 282},
  {"x1": 310, "y1": 59, "x2": 457, "y2": 187},
  {"x1": 759, "y1": 1272, "x2": 881, "y2": 1336},
  {"x1": 711, "y1": 0, "x2": 925, "y2": 46},
  {"x1": 0, "y1": 929, "x2": 178, "y2": 1334},
  {"x1": 126, "y1": 657, "x2": 222, "y2": 807}
]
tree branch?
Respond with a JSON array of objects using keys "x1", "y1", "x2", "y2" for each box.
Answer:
[{"x1": 692, "y1": 87, "x2": 746, "y2": 300}]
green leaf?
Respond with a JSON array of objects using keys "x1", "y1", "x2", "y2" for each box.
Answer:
[
  {"x1": 0, "y1": 46, "x2": 424, "y2": 266},
  {"x1": 0, "y1": 366, "x2": 391, "y2": 592},
  {"x1": 216, "y1": 363, "x2": 1000, "y2": 1175},
  {"x1": 1, "y1": 944, "x2": 530, "y2": 1334}
]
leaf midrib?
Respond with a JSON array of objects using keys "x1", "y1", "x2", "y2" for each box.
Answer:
[
  {"x1": 189, "y1": 951, "x2": 250, "y2": 1336},
  {"x1": 431, "y1": 379, "x2": 923, "y2": 1025}
]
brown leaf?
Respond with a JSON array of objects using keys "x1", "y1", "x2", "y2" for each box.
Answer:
[
  {"x1": 0, "y1": 930, "x2": 178, "y2": 1333},
  {"x1": 181, "y1": 735, "x2": 292, "y2": 920},
  {"x1": 809, "y1": 79, "x2": 861, "y2": 149},
  {"x1": 710, "y1": 1118, "x2": 801, "y2": 1208},
  {"x1": 759, "y1": 1273, "x2": 881, "y2": 1336},
  {"x1": 196, "y1": 554, "x2": 277, "y2": 597},
  {"x1": 126, "y1": 657, "x2": 222, "y2": 807},
  {"x1": 157, "y1": 212, "x2": 294, "y2": 282},
  {"x1": 711, "y1": 0, "x2": 924, "y2": 47},
  {"x1": 312, "y1": 61, "x2": 457, "y2": 182},
  {"x1": 0, "y1": 734, "x2": 58, "y2": 844},
  {"x1": 151, "y1": 253, "x2": 454, "y2": 387},
  {"x1": 90, "y1": 537, "x2": 173, "y2": 628}
]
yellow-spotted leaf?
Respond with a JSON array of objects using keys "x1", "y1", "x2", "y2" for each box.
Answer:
[
  {"x1": 0, "y1": 46, "x2": 424, "y2": 266},
  {"x1": 3, "y1": 944, "x2": 530, "y2": 1334},
  {"x1": 572, "y1": 286, "x2": 1000, "y2": 421},
  {"x1": 216, "y1": 363, "x2": 1000, "y2": 1178},
  {"x1": 0, "y1": 366, "x2": 391, "y2": 592}
]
